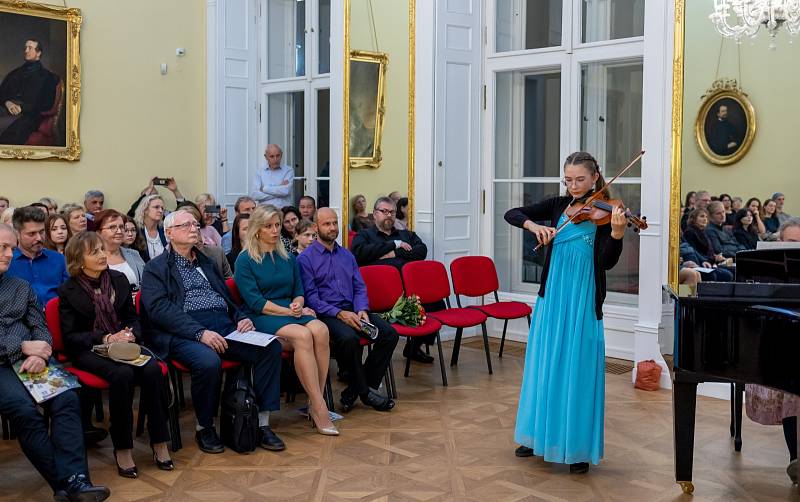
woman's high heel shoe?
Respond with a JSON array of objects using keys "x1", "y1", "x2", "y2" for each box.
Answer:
[
  {"x1": 114, "y1": 450, "x2": 138, "y2": 479},
  {"x1": 309, "y1": 407, "x2": 340, "y2": 436},
  {"x1": 152, "y1": 449, "x2": 175, "y2": 471}
]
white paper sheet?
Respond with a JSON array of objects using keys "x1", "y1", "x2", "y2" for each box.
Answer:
[{"x1": 225, "y1": 330, "x2": 278, "y2": 347}]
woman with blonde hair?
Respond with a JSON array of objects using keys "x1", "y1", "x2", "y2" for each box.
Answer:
[
  {"x1": 134, "y1": 194, "x2": 167, "y2": 262},
  {"x1": 0, "y1": 207, "x2": 15, "y2": 225},
  {"x1": 38, "y1": 197, "x2": 59, "y2": 214},
  {"x1": 61, "y1": 203, "x2": 87, "y2": 235},
  {"x1": 194, "y1": 192, "x2": 228, "y2": 243},
  {"x1": 234, "y1": 205, "x2": 338, "y2": 435}
]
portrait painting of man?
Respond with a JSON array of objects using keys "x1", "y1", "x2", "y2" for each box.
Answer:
[
  {"x1": 703, "y1": 98, "x2": 746, "y2": 157},
  {"x1": 694, "y1": 81, "x2": 756, "y2": 166}
]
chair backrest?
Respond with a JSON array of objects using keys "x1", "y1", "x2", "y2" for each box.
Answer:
[
  {"x1": 450, "y1": 256, "x2": 500, "y2": 298},
  {"x1": 134, "y1": 291, "x2": 142, "y2": 314},
  {"x1": 226, "y1": 278, "x2": 243, "y2": 305},
  {"x1": 360, "y1": 265, "x2": 404, "y2": 312},
  {"x1": 402, "y1": 260, "x2": 451, "y2": 304},
  {"x1": 44, "y1": 297, "x2": 64, "y2": 353},
  {"x1": 348, "y1": 230, "x2": 357, "y2": 250}
]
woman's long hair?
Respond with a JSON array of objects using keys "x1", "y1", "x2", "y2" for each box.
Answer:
[
  {"x1": 44, "y1": 213, "x2": 69, "y2": 251},
  {"x1": 733, "y1": 208, "x2": 758, "y2": 235},
  {"x1": 687, "y1": 207, "x2": 709, "y2": 229},
  {"x1": 281, "y1": 205, "x2": 301, "y2": 239},
  {"x1": 563, "y1": 151, "x2": 608, "y2": 198},
  {"x1": 244, "y1": 205, "x2": 288, "y2": 263},
  {"x1": 134, "y1": 195, "x2": 164, "y2": 228},
  {"x1": 230, "y1": 213, "x2": 251, "y2": 259}
]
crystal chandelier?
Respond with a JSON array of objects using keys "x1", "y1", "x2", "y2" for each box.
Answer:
[{"x1": 709, "y1": 0, "x2": 800, "y2": 48}]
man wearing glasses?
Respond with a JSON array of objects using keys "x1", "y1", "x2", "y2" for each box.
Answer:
[{"x1": 140, "y1": 210, "x2": 285, "y2": 454}]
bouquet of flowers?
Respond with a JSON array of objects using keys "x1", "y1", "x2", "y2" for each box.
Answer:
[{"x1": 379, "y1": 294, "x2": 427, "y2": 327}]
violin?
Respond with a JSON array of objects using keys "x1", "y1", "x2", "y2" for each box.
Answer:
[{"x1": 565, "y1": 197, "x2": 648, "y2": 232}]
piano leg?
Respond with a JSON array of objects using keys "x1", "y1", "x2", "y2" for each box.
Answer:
[
  {"x1": 733, "y1": 382, "x2": 744, "y2": 452},
  {"x1": 673, "y1": 379, "x2": 697, "y2": 494}
]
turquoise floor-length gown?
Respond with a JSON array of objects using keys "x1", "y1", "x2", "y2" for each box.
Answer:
[{"x1": 514, "y1": 213, "x2": 605, "y2": 465}]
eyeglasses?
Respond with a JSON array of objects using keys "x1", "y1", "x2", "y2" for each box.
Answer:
[
  {"x1": 101, "y1": 225, "x2": 125, "y2": 233},
  {"x1": 169, "y1": 222, "x2": 200, "y2": 231},
  {"x1": 375, "y1": 208, "x2": 396, "y2": 216}
]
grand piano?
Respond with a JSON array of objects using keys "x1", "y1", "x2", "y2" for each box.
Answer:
[{"x1": 670, "y1": 248, "x2": 800, "y2": 494}]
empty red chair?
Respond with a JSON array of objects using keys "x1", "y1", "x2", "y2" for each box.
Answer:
[
  {"x1": 361, "y1": 265, "x2": 446, "y2": 387},
  {"x1": 450, "y1": 256, "x2": 532, "y2": 358},
  {"x1": 402, "y1": 260, "x2": 492, "y2": 374}
]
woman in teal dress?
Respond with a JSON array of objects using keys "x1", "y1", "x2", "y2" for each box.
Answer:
[
  {"x1": 234, "y1": 205, "x2": 338, "y2": 436},
  {"x1": 504, "y1": 152, "x2": 626, "y2": 473}
]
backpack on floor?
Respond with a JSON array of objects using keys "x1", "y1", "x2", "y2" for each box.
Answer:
[{"x1": 220, "y1": 367, "x2": 259, "y2": 453}]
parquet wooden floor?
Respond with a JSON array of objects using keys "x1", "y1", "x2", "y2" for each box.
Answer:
[{"x1": 1, "y1": 339, "x2": 798, "y2": 501}]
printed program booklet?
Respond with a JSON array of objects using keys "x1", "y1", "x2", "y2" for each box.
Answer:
[
  {"x1": 225, "y1": 330, "x2": 277, "y2": 347},
  {"x1": 13, "y1": 361, "x2": 80, "y2": 404}
]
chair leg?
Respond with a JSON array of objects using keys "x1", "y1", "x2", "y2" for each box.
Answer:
[
  {"x1": 388, "y1": 360, "x2": 398, "y2": 399},
  {"x1": 167, "y1": 377, "x2": 182, "y2": 452},
  {"x1": 734, "y1": 382, "x2": 744, "y2": 452},
  {"x1": 1, "y1": 413, "x2": 9, "y2": 440},
  {"x1": 526, "y1": 314, "x2": 531, "y2": 327},
  {"x1": 404, "y1": 345, "x2": 412, "y2": 378},
  {"x1": 450, "y1": 328, "x2": 463, "y2": 367},
  {"x1": 729, "y1": 384, "x2": 735, "y2": 437},
  {"x1": 435, "y1": 332, "x2": 448, "y2": 387},
  {"x1": 324, "y1": 374, "x2": 334, "y2": 412},
  {"x1": 93, "y1": 390, "x2": 104, "y2": 422},
  {"x1": 177, "y1": 371, "x2": 186, "y2": 409},
  {"x1": 135, "y1": 393, "x2": 145, "y2": 437},
  {"x1": 480, "y1": 323, "x2": 493, "y2": 375},
  {"x1": 498, "y1": 319, "x2": 509, "y2": 358}
]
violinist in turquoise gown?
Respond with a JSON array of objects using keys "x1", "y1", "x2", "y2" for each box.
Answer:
[{"x1": 503, "y1": 151, "x2": 627, "y2": 474}]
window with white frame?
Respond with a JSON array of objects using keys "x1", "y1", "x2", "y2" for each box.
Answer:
[
  {"x1": 489, "y1": 0, "x2": 644, "y2": 296},
  {"x1": 261, "y1": 0, "x2": 331, "y2": 207}
]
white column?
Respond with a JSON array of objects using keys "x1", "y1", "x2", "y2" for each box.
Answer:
[
  {"x1": 414, "y1": 0, "x2": 436, "y2": 252},
  {"x1": 329, "y1": 0, "x2": 344, "y2": 228}
]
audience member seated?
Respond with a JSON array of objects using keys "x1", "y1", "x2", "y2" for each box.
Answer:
[
  {"x1": 61, "y1": 203, "x2": 87, "y2": 236},
  {"x1": 761, "y1": 197, "x2": 780, "y2": 238},
  {"x1": 127, "y1": 177, "x2": 185, "y2": 219},
  {"x1": 7, "y1": 206, "x2": 68, "y2": 308},
  {"x1": 234, "y1": 205, "x2": 337, "y2": 435},
  {"x1": 0, "y1": 223, "x2": 110, "y2": 501},
  {"x1": 394, "y1": 197, "x2": 409, "y2": 231},
  {"x1": 679, "y1": 238, "x2": 733, "y2": 282},
  {"x1": 178, "y1": 204, "x2": 232, "y2": 279},
  {"x1": 226, "y1": 213, "x2": 250, "y2": 272},
  {"x1": 294, "y1": 219, "x2": 316, "y2": 255},
  {"x1": 37, "y1": 197, "x2": 57, "y2": 215},
  {"x1": 140, "y1": 210, "x2": 284, "y2": 454},
  {"x1": 299, "y1": 196, "x2": 317, "y2": 221},
  {"x1": 83, "y1": 190, "x2": 104, "y2": 231},
  {"x1": 0, "y1": 196, "x2": 9, "y2": 212},
  {"x1": 350, "y1": 194, "x2": 374, "y2": 233},
  {"x1": 297, "y1": 208, "x2": 398, "y2": 412},
  {"x1": 388, "y1": 191, "x2": 403, "y2": 203},
  {"x1": 682, "y1": 191, "x2": 696, "y2": 217},
  {"x1": 773, "y1": 192, "x2": 793, "y2": 224},
  {"x1": 0, "y1": 206, "x2": 13, "y2": 225},
  {"x1": 678, "y1": 262, "x2": 701, "y2": 288},
  {"x1": 281, "y1": 206, "x2": 301, "y2": 254},
  {"x1": 732, "y1": 196, "x2": 743, "y2": 212},
  {"x1": 682, "y1": 208, "x2": 732, "y2": 268},
  {"x1": 352, "y1": 197, "x2": 427, "y2": 269},
  {"x1": 94, "y1": 210, "x2": 146, "y2": 292},
  {"x1": 122, "y1": 216, "x2": 146, "y2": 255},
  {"x1": 745, "y1": 217, "x2": 800, "y2": 484},
  {"x1": 134, "y1": 195, "x2": 167, "y2": 263},
  {"x1": 30, "y1": 202, "x2": 50, "y2": 216},
  {"x1": 719, "y1": 193, "x2": 735, "y2": 226},
  {"x1": 194, "y1": 193, "x2": 228, "y2": 241},
  {"x1": 44, "y1": 213, "x2": 69, "y2": 254},
  {"x1": 221, "y1": 196, "x2": 256, "y2": 253},
  {"x1": 59, "y1": 232, "x2": 173, "y2": 479},
  {"x1": 680, "y1": 190, "x2": 711, "y2": 231},
  {"x1": 706, "y1": 201, "x2": 747, "y2": 259},
  {"x1": 732, "y1": 208, "x2": 759, "y2": 250}
]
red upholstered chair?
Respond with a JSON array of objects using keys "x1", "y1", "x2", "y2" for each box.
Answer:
[
  {"x1": 348, "y1": 230, "x2": 357, "y2": 250},
  {"x1": 25, "y1": 79, "x2": 64, "y2": 146},
  {"x1": 450, "y1": 256, "x2": 532, "y2": 358},
  {"x1": 361, "y1": 265, "x2": 446, "y2": 387},
  {"x1": 402, "y1": 260, "x2": 493, "y2": 374}
]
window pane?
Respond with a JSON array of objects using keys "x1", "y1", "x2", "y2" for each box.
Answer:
[
  {"x1": 605, "y1": 184, "x2": 641, "y2": 294},
  {"x1": 317, "y1": 180, "x2": 329, "y2": 208},
  {"x1": 267, "y1": 0, "x2": 306, "y2": 79},
  {"x1": 266, "y1": 91, "x2": 304, "y2": 200},
  {"x1": 318, "y1": 0, "x2": 331, "y2": 74},
  {"x1": 580, "y1": 61, "x2": 643, "y2": 177},
  {"x1": 317, "y1": 89, "x2": 330, "y2": 208},
  {"x1": 496, "y1": 0, "x2": 562, "y2": 52},
  {"x1": 494, "y1": 182, "x2": 561, "y2": 292},
  {"x1": 495, "y1": 71, "x2": 562, "y2": 179},
  {"x1": 582, "y1": 0, "x2": 644, "y2": 43}
]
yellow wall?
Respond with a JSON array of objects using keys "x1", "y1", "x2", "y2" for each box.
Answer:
[
  {"x1": 1, "y1": 1, "x2": 206, "y2": 212},
  {"x1": 347, "y1": 0, "x2": 410, "y2": 212},
  {"x1": 682, "y1": 0, "x2": 799, "y2": 214}
]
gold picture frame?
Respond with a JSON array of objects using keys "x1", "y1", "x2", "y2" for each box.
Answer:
[
  {"x1": 694, "y1": 79, "x2": 756, "y2": 166},
  {"x1": 0, "y1": 0, "x2": 82, "y2": 161},
  {"x1": 348, "y1": 49, "x2": 388, "y2": 169}
]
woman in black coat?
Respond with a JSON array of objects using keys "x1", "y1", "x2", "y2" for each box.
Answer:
[
  {"x1": 58, "y1": 232, "x2": 173, "y2": 479},
  {"x1": 732, "y1": 208, "x2": 759, "y2": 250}
]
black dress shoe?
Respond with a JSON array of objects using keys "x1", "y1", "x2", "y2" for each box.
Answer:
[
  {"x1": 195, "y1": 427, "x2": 225, "y2": 454},
  {"x1": 259, "y1": 426, "x2": 286, "y2": 451},
  {"x1": 360, "y1": 389, "x2": 395, "y2": 412},
  {"x1": 515, "y1": 446, "x2": 534, "y2": 457},
  {"x1": 340, "y1": 387, "x2": 358, "y2": 412},
  {"x1": 53, "y1": 473, "x2": 110, "y2": 502},
  {"x1": 403, "y1": 344, "x2": 434, "y2": 364},
  {"x1": 113, "y1": 450, "x2": 138, "y2": 479},
  {"x1": 83, "y1": 426, "x2": 107, "y2": 446},
  {"x1": 569, "y1": 462, "x2": 590, "y2": 474}
]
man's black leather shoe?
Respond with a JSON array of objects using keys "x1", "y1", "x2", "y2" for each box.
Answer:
[
  {"x1": 515, "y1": 446, "x2": 534, "y2": 457},
  {"x1": 53, "y1": 473, "x2": 110, "y2": 502},
  {"x1": 195, "y1": 427, "x2": 225, "y2": 454},
  {"x1": 340, "y1": 387, "x2": 358, "y2": 412},
  {"x1": 259, "y1": 426, "x2": 286, "y2": 451},
  {"x1": 83, "y1": 426, "x2": 107, "y2": 446},
  {"x1": 403, "y1": 344, "x2": 434, "y2": 364},
  {"x1": 360, "y1": 389, "x2": 395, "y2": 412}
]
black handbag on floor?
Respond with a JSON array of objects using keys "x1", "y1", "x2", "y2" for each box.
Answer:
[{"x1": 220, "y1": 367, "x2": 259, "y2": 453}]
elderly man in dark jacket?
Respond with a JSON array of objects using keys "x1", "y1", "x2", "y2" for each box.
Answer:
[
  {"x1": 140, "y1": 210, "x2": 283, "y2": 454},
  {"x1": 351, "y1": 196, "x2": 427, "y2": 268}
]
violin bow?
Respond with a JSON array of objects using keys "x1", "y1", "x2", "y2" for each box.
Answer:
[{"x1": 532, "y1": 150, "x2": 645, "y2": 252}]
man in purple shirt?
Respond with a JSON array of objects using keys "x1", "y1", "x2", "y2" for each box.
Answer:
[{"x1": 297, "y1": 208, "x2": 397, "y2": 412}]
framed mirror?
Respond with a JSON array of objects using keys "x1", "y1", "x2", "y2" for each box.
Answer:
[
  {"x1": 342, "y1": 0, "x2": 415, "y2": 246},
  {"x1": 669, "y1": 0, "x2": 799, "y2": 290}
]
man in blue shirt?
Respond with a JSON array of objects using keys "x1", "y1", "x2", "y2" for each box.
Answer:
[
  {"x1": 7, "y1": 206, "x2": 68, "y2": 308},
  {"x1": 297, "y1": 208, "x2": 398, "y2": 412}
]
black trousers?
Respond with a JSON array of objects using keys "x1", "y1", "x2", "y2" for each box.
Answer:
[
  {"x1": 0, "y1": 363, "x2": 88, "y2": 492},
  {"x1": 319, "y1": 313, "x2": 398, "y2": 395},
  {"x1": 72, "y1": 351, "x2": 170, "y2": 450}
]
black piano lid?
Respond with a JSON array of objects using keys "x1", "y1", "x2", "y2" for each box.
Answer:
[
  {"x1": 750, "y1": 305, "x2": 800, "y2": 320},
  {"x1": 735, "y1": 248, "x2": 800, "y2": 284}
]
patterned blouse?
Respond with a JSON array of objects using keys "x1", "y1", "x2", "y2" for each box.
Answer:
[
  {"x1": 0, "y1": 274, "x2": 52, "y2": 365},
  {"x1": 173, "y1": 252, "x2": 227, "y2": 313}
]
